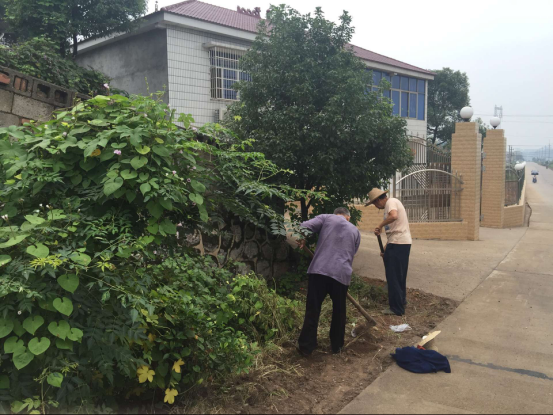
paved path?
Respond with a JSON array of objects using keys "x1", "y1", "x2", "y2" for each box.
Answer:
[{"x1": 342, "y1": 163, "x2": 553, "y2": 414}]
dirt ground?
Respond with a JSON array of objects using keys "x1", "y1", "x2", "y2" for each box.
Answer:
[{"x1": 175, "y1": 277, "x2": 459, "y2": 414}]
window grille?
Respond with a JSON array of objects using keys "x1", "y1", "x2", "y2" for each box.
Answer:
[{"x1": 209, "y1": 46, "x2": 250, "y2": 101}]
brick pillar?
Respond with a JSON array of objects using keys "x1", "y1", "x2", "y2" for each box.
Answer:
[
  {"x1": 481, "y1": 129, "x2": 506, "y2": 228},
  {"x1": 451, "y1": 122, "x2": 482, "y2": 241}
]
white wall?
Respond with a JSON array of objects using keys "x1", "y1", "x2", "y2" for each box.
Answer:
[
  {"x1": 166, "y1": 26, "x2": 251, "y2": 126},
  {"x1": 406, "y1": 119, "x2": 427, "y2": 138}
]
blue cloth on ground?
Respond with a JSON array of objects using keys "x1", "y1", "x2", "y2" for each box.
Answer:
[{"x1": 392, "y1": 346, "x2": 451, "y2": 374}]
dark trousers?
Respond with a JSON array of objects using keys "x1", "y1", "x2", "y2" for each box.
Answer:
[
  {"x1": 298, "y1": 274, "x2": 349, "y2": 354},
  {"x1": 383, "y1": 244, "x2": 411, "y2": 316}
]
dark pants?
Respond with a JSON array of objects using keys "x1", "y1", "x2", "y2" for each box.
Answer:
[
  {"x1": 298, "y1": 274, "x2": 349, "y2": 354},
  {"x1": 383, "y1": 244, "x2": 411, "y2": 316}
]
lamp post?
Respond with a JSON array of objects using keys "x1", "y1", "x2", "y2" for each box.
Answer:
[
  {"x1": 490, "y1": 117, "x2": 501, "y2": 129},
  {"x1": 460, "y1": 106, "x2": 474, "y2": 122}
]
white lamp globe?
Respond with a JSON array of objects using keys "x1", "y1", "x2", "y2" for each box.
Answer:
[
  {"x1": 490, "y1": 117, "x2": 501, "y2": 129},
  {"x1": 515, "y1": 161, "x2": 526, "y2": 171},
  {"x1": 460, "y1": 106, "x2": 474, "y2": 121}
]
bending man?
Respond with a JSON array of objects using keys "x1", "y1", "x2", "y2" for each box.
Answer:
[
  {"x1": 297, "y1": 207, "x2": 361, "y2": 356},
  {"x1": 366, "y1": 189, "x2": 412, "y2": 316}
]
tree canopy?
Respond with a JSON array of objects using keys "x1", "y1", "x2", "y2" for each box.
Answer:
[
  {"x1": 228, "y1": 5, "x2": 412, "y2": 220},
  {"x1": 427, "y1": 68, "x2": 470, "y2": 144},
  {"x1": 3, "y1": 0, "x2": 147, "y2": 56}
]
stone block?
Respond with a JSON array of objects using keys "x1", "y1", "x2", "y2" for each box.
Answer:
[
  {"x1": 0, "y1": 90, "x2": 13, "y2": 112},
  {"x1": 0, "y1": 72, "x2": 9, "y2": 85},
  {"x1": 273, "y1": 261, "x2": 290, "y2": 277},
  {"x1": 261, "y1": 243, "x2": 273, "y2": 260},
  {"x1": 256, "y1": 259, "x2": 271, "y2": 278},
  {"x1": 243, "y1": 241, "x2": 259, "y2": 259},
  {"x1": 0, "y1": 112, "x2": 20, "y2": 127},
  {"x1": 12, "y1": 95, "x2": 54, "y2": 122}
]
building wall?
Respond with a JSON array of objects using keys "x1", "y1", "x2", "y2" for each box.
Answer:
[
  {"x1": 406, "y1": 119, "x2": 427, "y2": 138},
  {"x1": 76, "y1": 29, "x2": 169, "y2": 101},
  {"x1": 166, "y1": 26, "x2": 251, "y2": 125}
]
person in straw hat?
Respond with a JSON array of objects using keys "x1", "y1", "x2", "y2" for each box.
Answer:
[{"x1": 366, "y1": 189, "x2": 412, "y2": 316}]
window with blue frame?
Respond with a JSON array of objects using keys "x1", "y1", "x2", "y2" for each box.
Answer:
[
  {"x1": 209, "y1": 47, "x2": 247, "y2": 100},
  {"x1": 369, "y1": 69, "x2": 426, "y2": 120}
]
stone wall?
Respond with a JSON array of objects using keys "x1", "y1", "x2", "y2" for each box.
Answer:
[
  {"x1": 0, "y1": 66, "x2": 87, "y2": 127},
  {"x1": 185, "y1": 217, "x2": 294, "y2": 279},
  {"x1": 503, "y1": 179, "x2": 526, "y2": 228}
]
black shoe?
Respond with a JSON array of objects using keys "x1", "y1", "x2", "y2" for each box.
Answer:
[
  {"x1": 296, "y1": 343, "x2": 311, "y2": 357},
  {"x1": 332, "y1": 348, "x2": 343, "y2": 355}
]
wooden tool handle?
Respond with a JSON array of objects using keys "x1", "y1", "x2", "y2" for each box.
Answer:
[
  {"x1": 301, "y1": 245, "x2": 377, "y2": 327},
  {"x1": 377, "y1": 234, "x2": 385, "y2": 253}
]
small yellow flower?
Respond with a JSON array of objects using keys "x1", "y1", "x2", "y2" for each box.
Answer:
[
  {"x1": 137, "y1": 365, "x2": 155, "y2": 383},
  {"x1": 164, "y1": 388, "x2": 178, "y2": 405},
  {"x1": 172, "y1": 359, "x2": 184, "y2": 374},
  {"x1": 148, "y1": 333, "x2": 157, "y2": 342}
]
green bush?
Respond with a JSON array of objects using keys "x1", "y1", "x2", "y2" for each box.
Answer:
[
  {"x1": 0, "y1": 37, "x2": 111, "y2": 96},
  {"x1": 0, "y1": 93, "x2": 303, "y2": 412}
]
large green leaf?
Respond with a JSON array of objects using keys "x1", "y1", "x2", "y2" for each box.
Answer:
[
  {"x1": 0, "y1": 255, "x2": 11, "y2": 267},
  {"x1": 159, "y1": 198, "x2": 173, "y2": 211},
  {"x1": 70, "y1": 252, "x2": 91, "y2": 266},
  {"x1": 121, "y1": 169, "x2": 138, "y2": 180},
  {"x1": 28, "y1": 337, "x2": 51, "y2": 355},
  {"x1": 22, "y1": 315, "x2": 44, "y2": 335},
  {"x1": 13, "y1": 350, "x2": 34, "y2": 370},
  {"x1": 24, "y1": 215, "x2": 45, "y2": 225},
  {"x1": 53, "y1": 298, "x2": 74, "y2": 316},
  {"x1": 140, "y1": 183, "x2": 151, "y2": 195},
  {"x1": 47, "y1": 372, "x2": 63, "y2": 388},
  {"x1": 136, "y1": 145, "x2": 151, "y2": 155},
  {"x1": 48, "y1": 321, "x2": 70, "y2": 340},
  {"x1": 191, "y1": 180, "x2": 206, "y2": 193},
  {"x1": 0, "y1": 318, "x2": 14, "y2": 338},
  {"x1": 4, "y1": 336, "x2": 25, "y2": 354},
  {"x1": 67, "y1": 328, "x2": 83, "y2": 342},
  {"x1": 57, "y1": 274, "x2": 79, "y2": 293},
  {"x1": 130, "y1": 156, "x2": 148, "y2": 170},
  {"x1": 189, "y1": 193, "x2": 204, "y2": 206},
  {"x1": 0, "y1": 234, "x2": 29, "y2": 249},
  {"x1": 152, "y1": 145, "x2": 172, "y2": 157},
  {"x1": 26, "y1": 243, "x2": 49, "y2": 258},
  {"x1": 56, "y1": 338, "x2": 73, "y2": 351},
  {"x1": 160, "y1": 219, "x2": 177, "y2": 235},
  {"x1": 103, "y1": 177, "x2": 124, "y2": 196}
]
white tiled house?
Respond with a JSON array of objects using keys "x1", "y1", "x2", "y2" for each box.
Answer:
[{"x1": 77, "y1": 0, "x2": 434, "y2": 138}]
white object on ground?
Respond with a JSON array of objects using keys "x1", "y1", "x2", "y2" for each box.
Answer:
[{"x1": 390, "y1": 324, "x2": 412, "y2": 333}]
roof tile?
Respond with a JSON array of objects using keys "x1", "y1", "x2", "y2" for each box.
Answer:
[{"x1": 162, "y1": 0, "x2": 434, "y2": 76}]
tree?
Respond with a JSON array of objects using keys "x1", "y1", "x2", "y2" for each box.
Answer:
[
  {"x1": 475, "y1": 117, "x2": 489, "y2": 140},
  {"x1": 427, "y1": 68, "x2": 470, "y2": 144},
  {"x1": 228, "y1": 5, "x2": 412, "y2": 221},
  {"x1": 4, "y1": 0, "x2": 147, "y2": 56}
]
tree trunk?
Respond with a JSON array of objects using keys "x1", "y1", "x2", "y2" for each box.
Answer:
[
  {"x1": 72, "y1": 34, "x2": 78, "y2": 57},
  {"x1": 300, "y1": 198, "x2": 308, "y2": 223},
  {"x1": 59, "y1": 40, "x2": 66, "y2": 57},
  {"x1": 432, "y1": 127, "x2": 439, "y2": 145}
]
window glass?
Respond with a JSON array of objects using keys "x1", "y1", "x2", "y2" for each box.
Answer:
[
  {"x1": 417, "y1": 94, "x2": 425, "y2": 120},
  {"x1": 382, "y1": 90, "x2": 391, "y2": 99},
  {"x1": 392, "y1": 75, "x2": 400, "y2": 89},
  {"x1": 409, "y1": 78, "x2": 417, "y2": 92},
  {"x1": 382, "y1": 73, "x2": 391, "y2": 83},
  {"x1": 401, "y1": 92, "x2": 408, "y2": 117},
  {"x1": 409, "y1": 93, "x2": 417, "y2": 118},
  {"x1": 400, "y1": 77, "x2": 409, "y2": 90},
  {"x1": 372, "y1": 71, "x2": 382, "y2": 85},
  {"x1": 418, "y1": 79, "x2": 425, "y2": 94},
  {"x1": 372, "y1": 87, "x2": 379, "y2": 92},
  {"x1": 392, "y1": 91, "x2": 400, "y2": 115}
]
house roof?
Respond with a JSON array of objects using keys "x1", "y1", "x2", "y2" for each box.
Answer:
[{"x1": 162, "y1": 0, "x2": 434, "y2": 76}]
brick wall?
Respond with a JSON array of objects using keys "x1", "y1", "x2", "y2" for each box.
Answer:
[
  {"x1": 503, "y1": 177, "x2": 526, "y2": 228},
  {"x1": 451, "y1": 122, "x2": 482, "y2": 241},
  {"x1": 0, "y1": 66, "x2": 86, "y2": 127},
  {"x1": 481, "y1": 129, "x2": 506, "y2": 228}
]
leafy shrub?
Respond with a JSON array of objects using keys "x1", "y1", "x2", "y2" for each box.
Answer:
[
  {"x1": 0, "y1": 37, "x2": 111, "y2": 96},
  {"x1": 0, "y1": 93, "x2": 304, "y2": 412}
]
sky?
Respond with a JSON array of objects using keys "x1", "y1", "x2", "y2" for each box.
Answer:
[{"x1": 151, "y1": 0, "x2": 553, "y2": 158}]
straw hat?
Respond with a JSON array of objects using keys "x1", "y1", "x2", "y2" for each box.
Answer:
[{"x1": 364, "y1": 188, "x2": 389, "y2": 206}]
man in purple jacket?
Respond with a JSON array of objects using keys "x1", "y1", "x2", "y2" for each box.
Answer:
[{"x1": 297, "y1": 207, "x2": 361, "y2": 356}]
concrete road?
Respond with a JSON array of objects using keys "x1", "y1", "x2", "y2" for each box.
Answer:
[{"x1": 342, "y1": 162, "x2": 553, "y2": 414}]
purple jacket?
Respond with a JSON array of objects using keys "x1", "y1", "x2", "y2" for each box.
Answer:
[{"x1": 301, "y1": 214, "x2": 361, "y2": 286}]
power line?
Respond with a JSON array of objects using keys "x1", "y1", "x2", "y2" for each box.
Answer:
[{"x1": 474, "y1": 113, "x2": 553, "y2": 117}]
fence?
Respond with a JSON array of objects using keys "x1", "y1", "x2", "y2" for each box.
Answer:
[
  {"x1": 407, "y1": 138, "x2": 452, "y2": 174},
  {"x1": 395, "y1": 169, "x2": 463, "y2": 222},
  {"x1": 505, "y1": 165, "x2": 524, "y2": 206}
]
